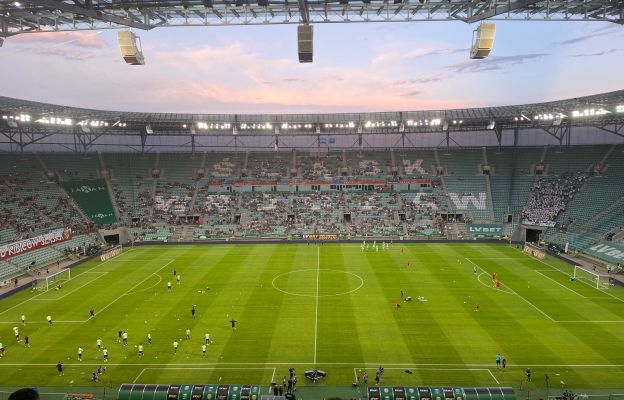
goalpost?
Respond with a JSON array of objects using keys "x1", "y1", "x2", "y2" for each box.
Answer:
[
  {"x1": 573, "y1": 265, "x2": 610, "y2": 289},
  {"x1": 34, "y1": 268, "x2": 71, "y2": 291}
]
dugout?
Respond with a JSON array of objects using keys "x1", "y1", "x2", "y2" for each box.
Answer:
[
  {"x1": 119, "y1": 384, "x2": 261, "y2": 400},
  {"x1": 369, "y1": 387, "x2": 515, "y2": 400}
]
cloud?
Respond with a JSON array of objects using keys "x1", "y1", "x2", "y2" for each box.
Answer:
[
  {"x1": 571, "y1": 48, "x2": 619, "y2": 57},
  {"x1": 446, "y1": 53, "x2": 549, "y2": 73},
  {"x1": 393, "y1": 76, "x2": 443, "y2": 86},
  {"x1": 283, "y1": 78, "x2": 305, "y2": 83},
  {"x1": 401, "y1": 91, "x2": 422, "y2": 98},
  {"x1": 372, "y1": 47, "x2": 447, "y2": 66},
  {"x1": 11, "y1": 31, "x2": 107, "y2": 49},
  {"x1": 23, "y1": 47, "x2": 98, "y2": 61},
  {"x1": 552, "y1": 26, "x2": 622, "y2": 46}
]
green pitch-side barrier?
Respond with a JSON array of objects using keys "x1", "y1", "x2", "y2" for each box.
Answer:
[
  {"x1": 118, "y1": 385, "x2": 261, "y2": 400},
  {"x1": 369, "y1": 387, "x2": 515, "y2": 400}
]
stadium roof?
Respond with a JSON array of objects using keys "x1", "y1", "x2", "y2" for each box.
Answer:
[
  {"x1": 2, "y1": 90, "x2": 624, "y2": 152},
  {"x1": 0, "y1": 0, "x2": 623, "y2": 39}
]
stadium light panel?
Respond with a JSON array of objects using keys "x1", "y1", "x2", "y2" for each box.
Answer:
[
  {"x1": 2, "y1": 115, "x2": 7, "y2": 119},
  {"x1": 13, "y1": 1, "x2": 21, "y2": 7},
  {"x1": 182, "y1": 124, "x2": 187, "y2": 128},
  {"x1": 616, "y1": 105, "x2": 624, "y2": 113},
  {"x1": 571, "y1": 108, "x2": 610, "y2": 118}
]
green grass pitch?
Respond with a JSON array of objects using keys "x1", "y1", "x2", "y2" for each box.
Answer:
[{"x1": 1, "y1": 243, "x2": 624, "y2": 389}]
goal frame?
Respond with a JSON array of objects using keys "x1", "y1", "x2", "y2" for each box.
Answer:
[
  {"x1": 35, "y1": 268, "x2": 71, "y2": 291},
  {"x1": 573, "y1": 265, "x2": 610, "y2": 289}
]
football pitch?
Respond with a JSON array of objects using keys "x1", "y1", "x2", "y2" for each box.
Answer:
[{"x1": 1, "y1": 243, "x2": 624, "y2": 389}]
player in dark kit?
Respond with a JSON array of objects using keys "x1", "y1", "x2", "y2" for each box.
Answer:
[
  {"x1": 191, "y1": 306, "x2": 196, "y2": 319},
  {"x1": 56, "y1": 362, "x2": 64, "y2": 376},
  {"x1": 230, "y1": 319, "x2": 237, "y2": 330}
]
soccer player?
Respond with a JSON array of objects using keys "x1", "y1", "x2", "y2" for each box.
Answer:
[
  {"x1": 138, "y1": 344, "x2": 144, "y2": 357},
  {"x1": 475, "y1": 302, "x2": 480, "y2": 312},
  {"x1": 173, "y1": 340, "x2": 179, "y2": 354},
  {"x1": 122, "y1": 331, "x2": 128, "y2": 346},
  {"x1": 495, "y1": 280, "x2": 502, "y2": 289},
  {"x1": 176, "y1": 274, "x2": 181, "y2": 284},
  {"x1": 185, "y1": 328, "x2": 191, "y2": 340},
  {"x1": 117, "y1": 330, "x2": 122, "y2": 343},
  {"x1": 191, "y1": 306, "x2": 196, "y2": 319},
  {"x1": 78, "y1": 347, "x2": 84, "y2": 362},
  {"x1": 57, "y1": 361, "x2": 64, "y2": 376},
  {"x1": 47, "y1": 315, "x2": 52, "y2": 325},
  {"x1": 495, "y1": 353, "x2": 501, "y2": 369},
  {"x1": 230, "y1": 319, "x2": 237, "y2": 330},
  {"x1": 167, "y1": 281, "x2": 172, "y2": 291},
  {"x1": 525, "y1": 368, "x2": 532, "y2": 381},
  {"x1": 0, "y1": 342, "x2": 4, "y2": 357},
  {"x1": 502, "y1": 357, "x2": 507, "y2": 371},
  {"x1": 14, "y1": 327, "x2": 20, "y2": 342},
  {"x1": 205, "y1": 333, "x2": 211, "y2": 344},
  {"x1": 492, "y1": 272, "x2": 497, "y2": 282},
  {"x1": 21, "y1": 315, "x2": 25, "y2": 325},
  {"x1": 89, "y1": 309, "x2": 95, "y2": 318},
  {"x1": 24, "y1": 336, "x2": 29, "y2": 348},
  {"x1": 363, "y1": 372, "x2": 368, "y2": 387},
  {"x1": 102, "y1": 347, "x2": 108, "y2": 362},
  {"x1": 173, "y1": 269, "x2": 177, "y2": 277},
  {"x1": 202, "y1": 344, "x2": 207, "y2": 356},
  {"x1": 147, "y1": 333, "x2": 152, "y2": 346},
  {"x1": 96, "y1": 338, "x2": 102, "y2": 351},
  {"x1": 473, "y1": 266, "x2": 477, "y2": 274}
]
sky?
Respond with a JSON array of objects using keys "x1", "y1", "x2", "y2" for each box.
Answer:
[{"x1": 0, "y1": 20, "x2": 623, "y2": 114}]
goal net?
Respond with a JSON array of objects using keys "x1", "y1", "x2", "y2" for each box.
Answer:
[
  {"x1": 573, "y1": 265, "x2": 610, "y2": 289},
  {"x1": 34, "y1": 268, "x2": 71, "y2": 291}
]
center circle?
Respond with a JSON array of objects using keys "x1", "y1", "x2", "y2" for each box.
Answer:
[{"x1": 272, "y1": 269, "x2": 364, "y2": 297}]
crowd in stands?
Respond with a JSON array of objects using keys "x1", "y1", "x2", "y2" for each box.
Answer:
[{"x1": 522, "y1": 174, "x2": 588, "y2": 225}]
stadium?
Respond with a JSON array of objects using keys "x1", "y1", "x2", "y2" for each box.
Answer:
[{"x1": 1, "y1": 1, "x2": 624, "y2": 400}]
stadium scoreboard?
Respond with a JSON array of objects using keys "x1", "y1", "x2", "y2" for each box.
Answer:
[
  {"x1": 119, "y1": 384, "x2": 261, "y2": 400},
  {"x1": 368, "y1": 387, "x2": 515, "y2": 400}
]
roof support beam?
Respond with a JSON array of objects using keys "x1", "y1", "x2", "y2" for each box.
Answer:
[
  {"x1": 594, "y1": 123, "x2": 624, "y2": 139},
  {"x1": 298, "y1": 0, "x2": 310, "y2": 23},
  {"x1": 466, "y1": 0, "x2": 542, "y2": 23},
  {"x1": 27, "y1": 0, "x2": 153, "y2": 30}
]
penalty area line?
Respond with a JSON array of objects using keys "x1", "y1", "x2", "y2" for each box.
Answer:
[
  {"x1": 466, "y1": 258, "x2": 557, "y2": 323},
  {"x1": 133, "y1": 367, "x2": 276, "y2": 384}
]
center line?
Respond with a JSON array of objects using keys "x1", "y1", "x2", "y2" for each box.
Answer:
[{"x1": 314, "y1": 245, "x2": 320, "y2": 364}]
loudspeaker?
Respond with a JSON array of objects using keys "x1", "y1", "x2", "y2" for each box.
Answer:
[
  {"x1": 470, "y1": 23, "x2": 496, "y2": 59},
  {"x1": 117, "y1": 31, "x2": 145, "y2": 65},
  {"x1": 297, "y1": 24, "x2": 313, "y2": 63}
]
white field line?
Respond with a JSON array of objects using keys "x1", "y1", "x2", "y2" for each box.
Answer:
[
  {"x1": 0, "y1": 249, "x2": 135, "y2": 316},
  {"x1": 0, "y1": 259, "x2": 174, "y2": 324},
  {"x1": 126, "y1": 274, "x2": 163, "y2": 295},
  {"x1": 354, "y1": 367, "x2": 500, "y2": 385},
  {"x1": 515, "y1": 247, "x2": 624, "y2": 304},
  {"x1": 1, "y1": 362, "x2": 623, "y2": 367},
  {"x1": 93, "y1": 259, "x2": 175, "y2": 318},
  {"x1": 487, "y1": 369, "x2": 500, "y2": 385},
  {"x1": 30, "y1": 272, "x2": 109, "y2": 301},
  {"x1": 475, "y1": 272, "x2": 515, "y2": 296},
  {"x1": 313, "y1": 246, "x2": 320, "y2": 365},
  {"x1": 133, "y1": 366, "x2": 275, "y2": 384},
  {"x1": 466, "y1": 258, "x2": 556, "y2": 322},
  {"x1": 534, "y1": 270, "x2": 586, "y2": 298}
]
